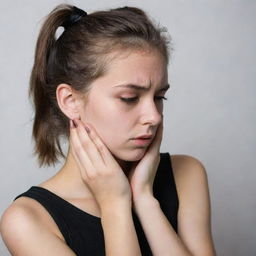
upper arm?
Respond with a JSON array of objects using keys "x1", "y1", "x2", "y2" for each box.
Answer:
[
  {"x1": 0, "y1": 202, "x2": 76, "y2": 256},
  {"x1": 171, "y1": 154, "x2": 217, "y2": 256}
]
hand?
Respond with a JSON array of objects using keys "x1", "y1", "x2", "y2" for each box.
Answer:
[
  {"x1": 127, "y1": 120, "x2": 163, "y2": 207},
  {"x1": 69, "y1": 118, "x2": 132, "y2": 211}
]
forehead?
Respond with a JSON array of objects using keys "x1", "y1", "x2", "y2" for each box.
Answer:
[
  {"x1": 87, "y1": 51, "x2": 168, "y2": 95},
  {"x1": 94, "y1": 50, "x2": 168, "y2": 91},
  {"x1": 109, "y1": 50, "x2": 167, "y2": 78}
]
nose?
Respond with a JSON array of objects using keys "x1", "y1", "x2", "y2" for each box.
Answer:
[{"x1": 141, "y1": 101, "x2": 163, "y2": 127}]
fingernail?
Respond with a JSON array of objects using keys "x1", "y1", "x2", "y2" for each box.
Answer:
[
  {"x1": 73, "y1": 119, "x2": 78, "y2": 128},
  {"x1": 84, "y1": 124, "x2": 90, "y2": 133},
  {"x1": 70, "y1": 119, "x2": 75, "y2": 129}
]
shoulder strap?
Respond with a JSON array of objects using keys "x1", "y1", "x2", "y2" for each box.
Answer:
[{"x1": 14, "y1": 187, "x2": 72, "y2": 246}]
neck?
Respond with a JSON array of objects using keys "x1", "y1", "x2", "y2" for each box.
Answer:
[
  {"x1": 52, "y1": 145, "x2": 133, "y2": 199},
  {"x1": 112, "y1": 154, "x2": 134, "y2": 176}
]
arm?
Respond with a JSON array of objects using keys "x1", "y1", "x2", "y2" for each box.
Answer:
[
  {"x1": 0, "y1": 202, "x2": 76, "y2": 256},
  {"x1": 133, "y1": 155, "x2": 216, "y2": 256},
  {"x1": 134, "y1": 196, "x2": 193, "y2": 256},
  {"x1": 69, "y1": 119, "x2": 141, "y2": 255},
  {"x1": 101, "y1": 200, "x2": 141, "y2": 256}
]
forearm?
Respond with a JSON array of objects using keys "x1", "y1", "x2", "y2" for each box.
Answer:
[
  {"x1": 134, "y1": 196, "x2": 192, "y2": 256},
  {"x1": 101, "y1": 200, "x2": 141, "y2": 256}
]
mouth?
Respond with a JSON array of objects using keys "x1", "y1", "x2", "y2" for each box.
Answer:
[
  {"x1": 134, "y1": 134, "x2": 153, "y2": 139},
  {"x1": 132, "y1": 138, "x2": 152, "y2": 146}
]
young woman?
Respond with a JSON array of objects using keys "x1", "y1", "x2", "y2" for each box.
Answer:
[{"x1": 0, "y1": 4, "x2": 216, "y2": 256}]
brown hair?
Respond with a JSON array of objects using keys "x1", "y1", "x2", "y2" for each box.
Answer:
[{"x1": 29, "y1": 4, "x2": 172, "y2": 167}]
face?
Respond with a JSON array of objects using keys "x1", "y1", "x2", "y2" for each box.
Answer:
[{"x1": 80, "y1": 49, "x2": 169, "y2": 163}]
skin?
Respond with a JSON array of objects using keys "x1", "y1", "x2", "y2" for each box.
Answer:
[
  {"x1": 73, "y1": 48, "x2": 166, "y2": 197},
  {"x1": 0, "y1": 48, "x2": 216, "y2": 255},
  {"x1": 47, "y1": 48, "x2": 168, "y2": 202},
  {"x1": 78, "y1": 49, "x2": 167, "y2": 167},
  {"x1": 68, "y1": 115, "x2": 163, "y2": 255}
]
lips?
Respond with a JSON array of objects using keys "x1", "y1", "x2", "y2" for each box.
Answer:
[
  {"x1": 132, "y1": 137, "x2": 152, "y2": 146},
  {"x1": 134, "y1": 134, "x2": 153, "y2": 139}
]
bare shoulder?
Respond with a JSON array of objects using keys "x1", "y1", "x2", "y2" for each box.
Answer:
[
  {"x1": 170, "y1": 154, "x2": 209, "y2": 198},
  {"x1": 0, "y1": 197, "x2": 42, "y2": 229},
  {"x1": 0, "y1": 197, "x2": 70, "y2": 255},
  {"x1": 169, "y1": 153, "x2": 211, "y2": 215},
  {"x1": 169, "y1": 154, "x2": 216, "y2": 255},
  {"x1": 0, "y1": 196, "x2": 64, "y2": 238}
]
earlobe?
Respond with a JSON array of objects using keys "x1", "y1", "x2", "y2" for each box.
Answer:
[{"x1": 56, "y1": 83, "x2": 81, "y2": 120}]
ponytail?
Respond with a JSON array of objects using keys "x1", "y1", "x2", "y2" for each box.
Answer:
[{"x1": 29, "y1": 5, "x2": 74, "y2": 167}]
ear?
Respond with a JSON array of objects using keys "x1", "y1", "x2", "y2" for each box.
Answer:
[{"x1": 56, "y1": 83, "x2": 84, "y2": 120}]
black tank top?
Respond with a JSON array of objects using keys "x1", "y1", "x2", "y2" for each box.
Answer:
[{"x1": 14, "y1": 152, "x2": 179, "y2": 256}]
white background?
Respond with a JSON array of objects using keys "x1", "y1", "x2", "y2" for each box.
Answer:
[{"x1": 0, "y1": 0, "x2": 255, "y2": 255}]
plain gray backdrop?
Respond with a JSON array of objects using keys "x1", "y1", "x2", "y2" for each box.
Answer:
[{"x1": 0, "y1": 0, "x2": 255, "y2": 255}]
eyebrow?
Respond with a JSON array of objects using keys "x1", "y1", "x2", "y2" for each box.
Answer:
[{"x1": 113, "y1": 83, "x2": 170, "y2": 92}]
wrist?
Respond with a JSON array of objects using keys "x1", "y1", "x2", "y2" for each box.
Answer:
[
  {"x1": 133, "y1": 194, "x2": 159, "y2": 214},
  {"x1": 100, "y1": 198, "x2": 132, "y2": 216}
]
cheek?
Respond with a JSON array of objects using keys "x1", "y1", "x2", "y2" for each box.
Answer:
[
  {"x1": 101, "y1": 112, "x2": 132, "y2": 146},
  {"x1": 83, "y1": 100, "x2": 130, "y2": 147}
]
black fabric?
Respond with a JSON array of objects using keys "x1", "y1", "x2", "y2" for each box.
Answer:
[{"x1": 14, "y1": 152, "x2": 179, "y2": 256}]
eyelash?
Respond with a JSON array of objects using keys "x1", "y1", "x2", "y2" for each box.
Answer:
[{"x1": 120, "y1": 96, "x2": 168, "y2": 103}]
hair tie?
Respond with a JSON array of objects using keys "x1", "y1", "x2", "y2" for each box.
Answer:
[{"x1": 62, "y1": 6, "x2": 87, "y2": 29}]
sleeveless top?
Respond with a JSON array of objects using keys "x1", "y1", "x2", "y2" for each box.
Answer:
[{"x1": 14, "y1": 152, "x2": 179, "y2": 256}]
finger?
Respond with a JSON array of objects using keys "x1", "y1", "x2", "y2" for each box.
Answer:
[
  {"x1": 148, "y1": 121, "x2": 163, "y2": 153},
  {"x1": 157, "y1": 120, "x2": 163, "y2": 140},
  {"x1": 156, "y1": 121, "x2": 164, "y2": 146},
  {"x1": 158, "y1": 120, "x2": 164, "y2": 139},
  {"x1": 74, "y1": 118, "x2": 105, "y2": 168},
  {"x1": 71, "y1": 143, "x2": 90, "y2": 181},
  {"x1": 69, "y1": 120, "x2": 94, "y2": 179},
  {"x1": 85, "y1": 122, "x2": 117, "y2": 166}
]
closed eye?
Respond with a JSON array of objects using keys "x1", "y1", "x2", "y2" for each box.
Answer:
[{"x1": 120, "y1": 96, "x2": 168, "y2": 103}]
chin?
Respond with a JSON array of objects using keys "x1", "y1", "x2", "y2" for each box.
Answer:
[{"x1": 113, "y1": 148, "x2": 147, "y2": 162}]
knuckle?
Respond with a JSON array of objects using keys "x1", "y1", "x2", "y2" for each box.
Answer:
[
  {"x1": 97, "y1": 143, "x2": 105, "y2": 152},
  {"x1": 88, "y1": 132, "x2": 95, "y2": 140},
  {"x1": 80, "y1": 136, "x2": 89, "y2": 146},
  {"x1": 80, "y1": 172, "x2": 88, "y2": 181},
  {"x1": 87, "y1": 171, "x2": 97, "y2": 180}
]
